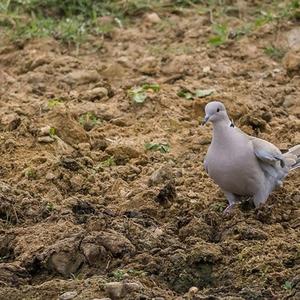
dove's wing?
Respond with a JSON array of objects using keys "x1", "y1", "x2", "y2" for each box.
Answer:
[
  {"x1": 250, "y1": 137, "x2": 286, "y2": 179},
  {"x1": 251, "y1": 137, "x2": 284, "y2": 167}
]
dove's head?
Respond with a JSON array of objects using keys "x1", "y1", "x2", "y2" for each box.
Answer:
[{"x1": 202, "y1": 101, "x2": 229, "y2": 125}]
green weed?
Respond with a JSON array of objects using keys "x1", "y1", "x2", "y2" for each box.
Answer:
[
  {"x1": 177, "y1": 88, "x2": 215, "y2": 100},
  {"x1": 128, "y1": 83, "x2": 160, "y2": 104},
  {"x1": 145, "y1": 142, "x2": 170, "y2": 153},
  {"x1": 111, "y1": 268, "x2": 147, "y2": 281},
  {"x1": 209, "y1": 24, "x2": 228, "y2": 46},
  {"x1": 47, "y1": 98, "x2": 63, "y2": 109},
  {"x1": 283, "y1": 280, "x2": 293, "y2": 290},
  {"x1": 25, "y1": 168, "x2": 37, "y2": 180},
  {"x1": 97, "y1": 156, "x2": 116, "y2": 168},
  {"x1": 264, "y1": 45, "x2": 285, "y2": 61},
  {"x1": 79, "y1": 112, "x2": 100, "y2": 129}
]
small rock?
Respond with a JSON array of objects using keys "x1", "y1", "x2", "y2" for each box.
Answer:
[
  {"x1": 283, "y1": 49, "x2": 300, "y2": 74},
  {"x1": 0, "y1": 113, "x2": 21, "y2": 131},
  {"x1": 155, "y1": 182, "x2": 176, "y2": 207},
  {"x1": 70, "y1": 174, "x2": 84, "y2": 192},
  {"x1": 188, "y1": 286, "x2": 199, "y2": 295},
  {"x1": 203, "y1": 66, "x2": 211, "y2": 73},
  {"x1": 138, "y1": 56, "x2": 158, "y2": 75},
  {"x1": 149, "y1": 165, "x2": 173, "y2": 186},
  {"x1": 78, "y1": 142, "x2": 91, "y2": 152},
  {"x1": 60, "y1": 157, "x2": 81, "y2": 171},
  {"x1": 105, "y1": 282, "x2": 124, "y2": 299},
  {"x1": 37, "y1": 136, "x2": 55, "y2": 143},
  {"x1": 106, "y1": 144, "x2": 141, "y2": 164},
  {"x1": 63, "y1": 70, "x2": 100, "y2": 85},
  {"x1": 102, "y1": 63, "x2": 125, "y2": 79},
  {"x1": 124, "y1": 282, "x2": 142, "y2": 292},
  {"x1": 84, "y1": 87, "x2": 108, "y2": 101},
  {"x1": 286, "y1": 28, "x2": 300, "y2": 50},
  {"x1": 144, "y1": 12, "x2": 161, "y2": 24},
  {"x1": 45, "y1": 172, "x2": 56, "y2": 180},
  {"x1": 283, "y1": 95, "x2": 296, "y2": 108},
  {"x1": 59, "y1": 291, "x2": 78, "y2": 300},
  {"x1": 39, "y1": 125, "x2": 51, "y2": 136}
]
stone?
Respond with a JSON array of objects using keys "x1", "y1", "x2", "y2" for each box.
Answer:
[
  {"x1": 63, "y1": 70, "x2": 100, "y2": 85},
  {"x1": 97, "y1": 230, "x2": 135, "y2": 257},
  {"x1": 48, "y1": 251, "x2": 84, "y2": 276},
  {"x1": 102, "y1": 63, "x2": 125, "y2": 79},
  {"x1": 144, "y1": 12, "x2": 161, "y2": 24},
  {"x1": 84, "y1": 87, "x2": 108, "y2": 101},
  {"x1": 106, "y1": 144, "x2": 141, "y2": 164},
  {"x1": 138, "y1": 56, "x2": 158, "y2": 75},
  {"x1": 59, "y1": 291, "x2": 78, "y2": 300},
  {"x1": 0, "y1": 113, "x2": 21, "y2": 131},
  {"x1": 286, "y1": 28, "x2": 300, "y2": 50},
  {"x1": 105, "y1": 282, "x2": 124, "y2": 299},
  {"x1": 39, "y1": 125, "x2": 52, "y2": 136},
  {"x1": 283, "y1": 95, "x2": 296, "y2": 108},
  {"x1": 37, "y1": 136, "x2": 55, "y2": 143},
  {"x1": 148, "y1": 165, "x2": 173, "y2": 186},
  {"x1": 283, "y1": 49, "x2": 300, "y2": 74}
]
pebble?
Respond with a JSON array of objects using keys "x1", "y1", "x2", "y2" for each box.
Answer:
[
  {"x1": 37, "y1": 136, "x2": 55, "y2": 143},
  {"x1": 85, "y1": 87, "x2": 108, "y2": 101},
  {"x1": 105, "y1": 282, "x2": 124, "y2": 299},
  {"x1": 63, "y1": 70, "x2": 100, "y2": 85},
  {"x1": 144, "y1": 12, "x2": 161, "y2": 24},
  {"x1": 58, "y1": 291, "x2": 78, "y2": 300},
  {"x1": 148, "y1": 165, "x2": 173, "y2": 186}
]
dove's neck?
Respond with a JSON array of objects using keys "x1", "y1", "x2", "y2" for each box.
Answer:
[{"x1": 212, "y1": 118, "x2": 232, "y2": 141}]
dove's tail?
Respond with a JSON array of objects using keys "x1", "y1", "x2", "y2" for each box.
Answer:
[{"x1": 283, "y1": 145, "x2": 300, "y2": 171}]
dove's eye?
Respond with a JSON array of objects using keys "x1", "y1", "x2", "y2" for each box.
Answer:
[{"x1": 217, "y1": 108, "x2": 220, "y2": 112}]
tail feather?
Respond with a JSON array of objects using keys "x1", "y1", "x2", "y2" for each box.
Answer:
[{"x1": 283, "y1": 144, "x2": 300, "y2": 170}]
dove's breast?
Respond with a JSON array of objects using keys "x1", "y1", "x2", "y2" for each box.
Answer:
[{"x1": 206, "y1": 131, "x2": 266, "y2": 196}]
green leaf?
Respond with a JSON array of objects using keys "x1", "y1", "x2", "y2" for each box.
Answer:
[
  {"x1": 132, "y1": 91, "x2": 147, "y2": 103},
  {"x1": 49, "y1": 127, "x2": 56, "y2": 137},
  {"x1": 177, "y1": 89, "x2": 194, "y2": 100},
  {"x1": 283, "y1": 281, "x2": 293, "y2": 290},
  {"x1": 142, "y1": 83, "x2": 160, "y2": 92},
  {"x1": 195, "y1": 89, "x2": 215, "y2": 98},
  {"x1": 145, "y1": 142, "x2": 170, "y2": 153},
  {"x1": 209, "y1": 36, "x2": 224, "y2": 46}
]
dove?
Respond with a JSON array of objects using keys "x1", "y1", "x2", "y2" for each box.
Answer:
[{"x1": 203, "y1": 101, "x2": 300, "y2": 213}]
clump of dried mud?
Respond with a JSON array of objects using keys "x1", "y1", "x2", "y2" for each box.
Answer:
[{"x1": 0, "y1": 4, "x2": 299, "y2": 300}]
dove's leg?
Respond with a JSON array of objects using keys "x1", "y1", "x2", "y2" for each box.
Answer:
[{"x1": 223, "y1": 191, "x2": 239, "y2": 213}]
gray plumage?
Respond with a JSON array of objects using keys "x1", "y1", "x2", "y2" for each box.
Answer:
[{"x1": 203, "y1": 101, "x2": 300, "y2": 212}]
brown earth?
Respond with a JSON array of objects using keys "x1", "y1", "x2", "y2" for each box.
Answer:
[{"x1": 0, "y1": 4, "x2": 300, "y2": 300}]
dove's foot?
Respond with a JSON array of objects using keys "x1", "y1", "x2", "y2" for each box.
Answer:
[{"x1": 223, "y1": 203, "x2": 236, "y2": 214}]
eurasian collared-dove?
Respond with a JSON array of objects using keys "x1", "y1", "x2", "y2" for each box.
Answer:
[{"x1": 203, "y1": 101, "x2": 300, "y2": 213}]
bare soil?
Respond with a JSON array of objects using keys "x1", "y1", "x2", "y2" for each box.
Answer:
[{"x1": 0, "y1": 4, "x2": 299, "y2": 300}]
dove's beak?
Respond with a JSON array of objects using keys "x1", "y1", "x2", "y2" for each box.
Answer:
[{"x1": 202, "y1": 115, "x2": 210, "y2": 125}]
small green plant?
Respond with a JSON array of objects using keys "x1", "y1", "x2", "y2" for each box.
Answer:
[
  {"x1": 254, "y1": 11, "x2": 274, "y2": 27},
  {"x1": 25, "y1": 168, "x2": 37, "y2": 180},
  {"x1": 111, "y1": 269, "x2": 126, "y2": 281},
  {"x1": 177, "y1": 88, "x2": 215, "y2": 100},
  {"x1": 111, "y1": 268, "x2": 147, "y2": 281},
  {"x1": 79, "y1": 112, "x2": 100, "y2": 127},
  {"x1": 145, "y1": 142, "x2": 170, "y2": 153},
  {"x1": 283, "y1": 280, "x2": 293, "y2": 291},
  {"x1": 47, "y1": 98, "x2": 63, "y2": 108},
  {"x1": 209, "y1": 24, "x2": 228, "y2": 46},
  {"x1": 49, "y1": 127, "x2": 57, "y2": 138},
  {"x1": 46, "y1": 202, "x2": 54, "y2": 211},
  {"x1": 264, "y1": 45, "x2": 285, "y2": 61},
  {"x1": 97, "y1": 156, "x2": 116, "y2": 168},
  {"x1": 128, "y1": 83, "x2": 160, "y2": 104}
]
